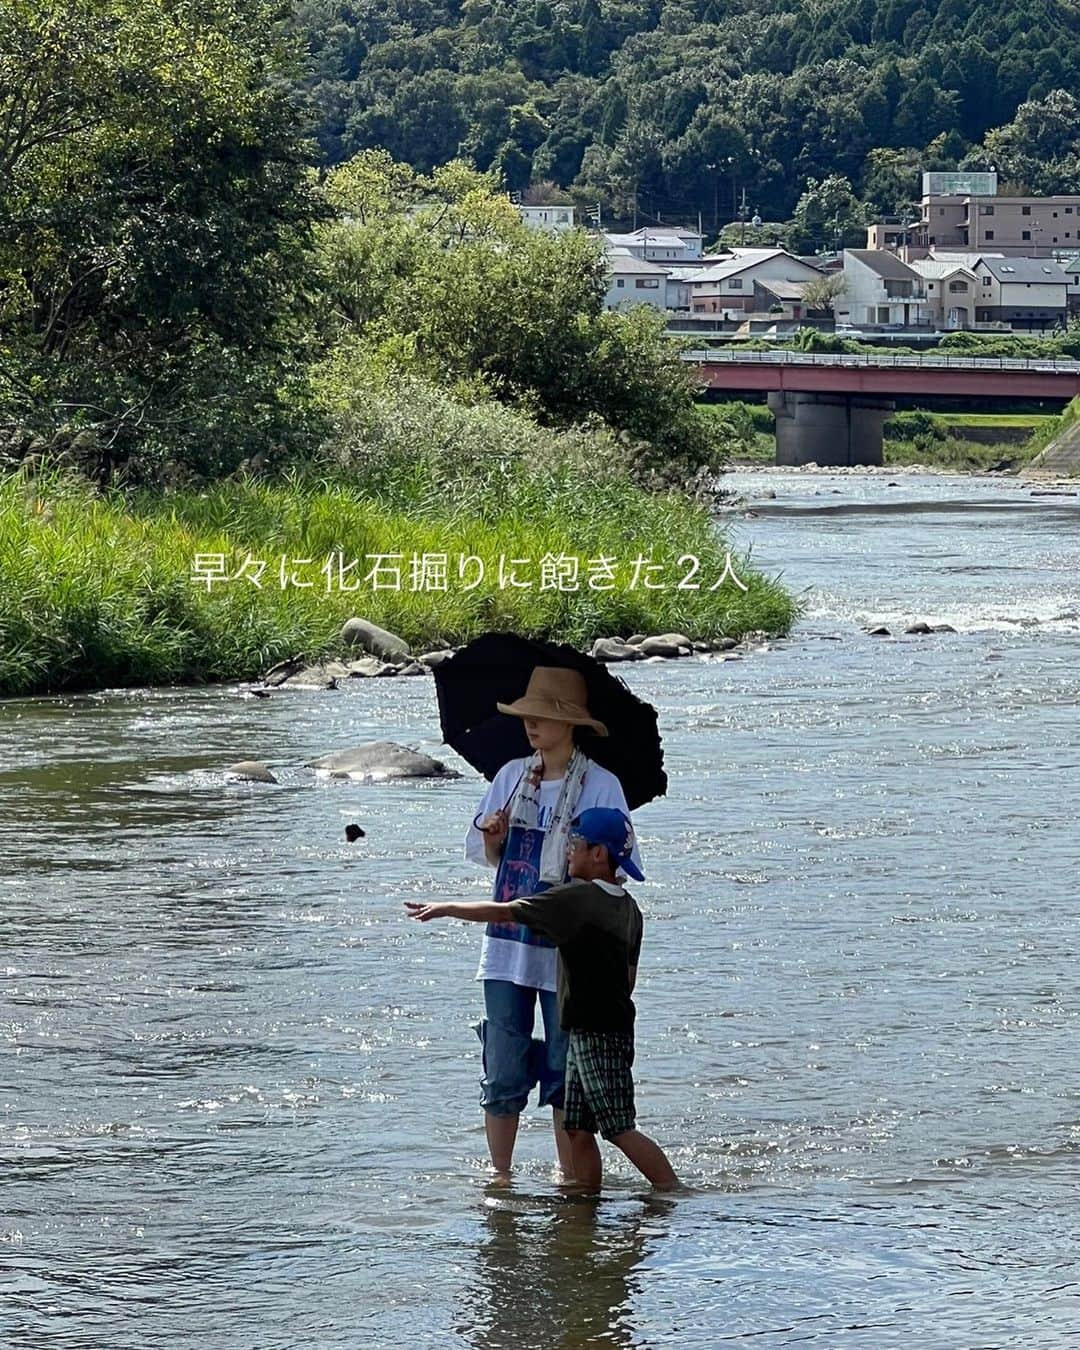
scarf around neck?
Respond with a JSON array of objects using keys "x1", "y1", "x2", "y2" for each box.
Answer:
[{"x1": 506, "y1": 748, "x2": 589, "y2": 884}]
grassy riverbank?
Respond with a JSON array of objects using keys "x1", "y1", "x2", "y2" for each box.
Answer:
[{"x1": 0, "y1": 465, "x2": 796, "y2": 698}]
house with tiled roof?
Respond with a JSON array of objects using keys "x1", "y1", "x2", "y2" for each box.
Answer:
[
  {"x1": 907, "y1": 257, "x2": 980, "y2": 330},
  {"x1": 603, "y1": 250, "x2": 674, "y2": 311},
  {"x1": 971, "y1": 257, "x2": 1069, "y2": 330},
  {"x1": 686, "y1": 249, "x2": 822, "y2": 316}
]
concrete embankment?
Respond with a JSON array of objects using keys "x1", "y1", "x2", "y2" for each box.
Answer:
[{"x1": 1027, "y1": 416, "x2": 1080, "y2": 475}]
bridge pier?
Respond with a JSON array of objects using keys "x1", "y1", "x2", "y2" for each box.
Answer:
[{"x1": 766, "y1": 392, "x2": 895, "y2": 466}]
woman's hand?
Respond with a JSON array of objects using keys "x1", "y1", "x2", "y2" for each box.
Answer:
[{"x1": 478, "y1": 808, "x2": 509, "y2": 852}]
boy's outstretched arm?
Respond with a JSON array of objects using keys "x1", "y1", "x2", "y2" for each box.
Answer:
[{"x1": 405, "y1": 901, "x2": 508, "y2": 923}]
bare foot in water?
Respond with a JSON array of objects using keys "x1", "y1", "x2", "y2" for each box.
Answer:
[{"x1": 485, "y1": 1169, "x2": 513, "y2": 1188}]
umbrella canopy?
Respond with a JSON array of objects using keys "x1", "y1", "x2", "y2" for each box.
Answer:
[{"x1": 433, "y1": 632, "x2": 666, "y2": 810}]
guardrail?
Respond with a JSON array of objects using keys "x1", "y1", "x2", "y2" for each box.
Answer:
[{"x1": 684, "y1": 349, "x2": 1080, "y2": 373}]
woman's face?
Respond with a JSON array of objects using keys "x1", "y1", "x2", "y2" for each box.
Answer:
[{"x1": 522, "y1": 716, "x2": 574, "y2": 754}]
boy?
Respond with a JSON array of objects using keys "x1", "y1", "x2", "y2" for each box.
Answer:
[{"x1": 406, "y1": 807, "x2": 678, "y2": 1191}]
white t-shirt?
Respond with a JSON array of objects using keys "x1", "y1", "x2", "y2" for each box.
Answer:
[{"x1": 464, "y1": 757, "x2": 641, "y2": 992}]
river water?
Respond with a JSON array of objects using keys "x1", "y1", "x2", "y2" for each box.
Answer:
[{"x1": 2, "y1": 471, "x2": 1078, "y2": 1347}]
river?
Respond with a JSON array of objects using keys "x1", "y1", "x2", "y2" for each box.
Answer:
[{"x1": 2, "y1": 470, "x2": 1078, "y2": 1347}]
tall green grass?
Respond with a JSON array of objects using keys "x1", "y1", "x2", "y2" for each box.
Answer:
[
  {"x1": 0, "y1": 468, "x2": 797, "y2": 697},
  {"x1": 0, "y1": 363, "x2": 798, "y2": 696}
]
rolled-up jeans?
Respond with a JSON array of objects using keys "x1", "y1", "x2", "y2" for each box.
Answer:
[{"x1": 477, "y1": 978, "x2": 568, "y2": 1115}]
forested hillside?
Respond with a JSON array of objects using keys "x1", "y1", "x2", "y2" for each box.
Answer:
[{"x1": 292, "y1": 0, "x2": 1080, "y2": 228}]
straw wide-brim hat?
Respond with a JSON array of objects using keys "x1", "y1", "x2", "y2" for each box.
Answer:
[{"x1": 497, "y1": 666, "x2": 608, "y2": 737}]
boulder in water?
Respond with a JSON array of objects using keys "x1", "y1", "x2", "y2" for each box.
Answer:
[
  {"x1": 590, "y1": 638, "x2": 642, "y2": 663},
  {"x1": 340, "y1": 618, "x2": 411, "y2": 662},
  {"x1": 227, "y1": 761, "x2": 278, "y2": 784},
  {"x1": 307, "y1": 741, "x2": 460, "y2": 781}
]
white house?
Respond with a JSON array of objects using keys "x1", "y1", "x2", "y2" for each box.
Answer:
[
  {"x1": 971, "y1": 257, "x2": 1069, "y2": 330},
  {"x1": 519, "y1": 203, "x2": 575, "y2": 233},
  {"x1": 602, "y1": 227, "x2": 704, "y2": 263},
  {"x1": 838, "y1": 250, "x2": 930, "y2": 329},
  {"x1": 686, "y1": 249, "x2": 822, "y2": 316},
  {"x1": 603, "y1": 250, "x2": 673, "y2": 311}
]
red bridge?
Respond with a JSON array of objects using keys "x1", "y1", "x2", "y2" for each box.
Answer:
[
  {"x1": 688, "y1": 350, "x2": 1080, "y2": 465},
  {"x1": 691, "y1": 349, "x2": 1080, "y2": 399}
]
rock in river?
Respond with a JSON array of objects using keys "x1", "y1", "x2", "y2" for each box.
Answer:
[
  {"x1": 306, "y1": 741, "x2": 460, "y2": 781},
  {"x1": 340, "y1": 618, "x2": 411, "y2": 663},
  {"x1": 227, "y1": 761, "x2": 278, "y2": 784}
]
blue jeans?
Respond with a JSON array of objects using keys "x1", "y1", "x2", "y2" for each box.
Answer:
[{"x1": 478, "y1": 979, "x2": 568, "y2": 1115}]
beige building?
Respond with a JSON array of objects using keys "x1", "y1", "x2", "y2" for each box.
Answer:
[
  {"x1": 866, "y1": 171, "x2": 1080, "y2": 259},
  {"x1": 907, "y1": 257, "x2": 981, "y2": 329}
]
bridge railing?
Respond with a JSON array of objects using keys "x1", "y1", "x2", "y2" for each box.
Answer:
[{"x1": 684, "y1": 349, "x2": 1080, "y2": 374}]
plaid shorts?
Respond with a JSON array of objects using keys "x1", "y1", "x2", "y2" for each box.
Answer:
[{"x1": 563, "y1": 1029, "x2": 636, "y2": 1140}]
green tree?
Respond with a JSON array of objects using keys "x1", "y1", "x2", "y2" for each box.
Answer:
[
  {"x1": 314, "y1": 152, "x2": 723, "y2": 467},
  {"x1": 967, "y1": 89, "x2": 1080, "y2": 193},
  {"x1": 0, "y1": 0, "x2": 317, "y2": 480},
  {"x1": 800, "y1": 272, "x2": 847, "y2": 315},
  {"x1": 789, "y1": 174, "x2": 865, "y2": 253},
  {"x1": 861, "y1": 147, "x2": 922, "y2": 218}
]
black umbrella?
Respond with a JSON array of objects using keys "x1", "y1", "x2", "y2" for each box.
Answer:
[{"x1": 433, "y1": 632, "x2": 666, "y2": 810}]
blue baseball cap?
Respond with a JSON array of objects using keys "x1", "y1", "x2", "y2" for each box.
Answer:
[{"x1": 570, "y1": 808, "x2": 645, "y2": 882}]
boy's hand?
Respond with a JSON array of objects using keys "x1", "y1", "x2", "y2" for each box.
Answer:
[{"x1": 405, "y1": 901, "x2": 452, "y2": 922}]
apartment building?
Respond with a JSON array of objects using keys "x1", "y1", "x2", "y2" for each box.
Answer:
[{"x1": 866, "y1": 172, "x2": 1080, "y2": 259}]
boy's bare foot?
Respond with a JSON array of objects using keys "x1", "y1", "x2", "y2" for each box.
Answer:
[{"x1": 486, "y1": 1169, "x2": 513, "y2": 1188}]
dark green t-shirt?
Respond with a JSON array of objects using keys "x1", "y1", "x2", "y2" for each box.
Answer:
[{"x1": 509, "y1": 879, "x2": 643, "y2": 1033}]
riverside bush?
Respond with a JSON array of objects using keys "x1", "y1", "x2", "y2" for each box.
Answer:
[{"x1": 311, "y1": 341, "x2": 749, "y2": 508}]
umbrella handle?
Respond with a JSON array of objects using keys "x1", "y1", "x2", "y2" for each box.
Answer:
[
  {"x1": 473, "y1": 806, "x2": 513, "y2": 834},
  {"x1": 472, "y1": 772, "x2": 526, "y2": 831}
]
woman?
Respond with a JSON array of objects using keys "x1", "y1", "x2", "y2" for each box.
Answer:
[{"x1": 464, "y1": 666, "x2": 642, "y2": 1180}]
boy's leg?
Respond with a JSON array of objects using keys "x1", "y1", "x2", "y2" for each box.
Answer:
[
  {"x1": 563, "y1": 1035, "x2": 601, "y2": 1187},
  {"x1": 551, "y1": 1109, "x2": 575, "y2": 1180},
  {"x1": 609, "y1": 1129, "x2": 679, "y2": 1191},
  {"x1": 479, "y1": 980, "x2": 538, "y2": 1175},
  {"x1": 576, "y1": 1031, "x2": 678, "y2": 1188},
  {"x1": 567, "y1": 1130, "x2": 603, "y2": 1190}
]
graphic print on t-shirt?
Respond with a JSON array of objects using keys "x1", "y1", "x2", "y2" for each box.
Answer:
[{"x1": 490, "y1": 820, "x2": 556, "y2": 947}]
